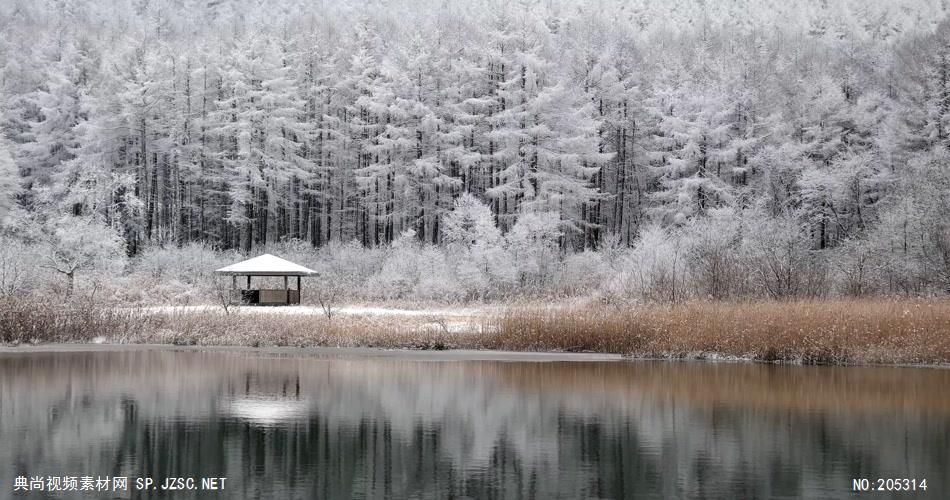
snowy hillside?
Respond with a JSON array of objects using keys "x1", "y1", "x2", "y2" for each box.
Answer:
[{"x1": 2, "y1": 0, "x2": 950, "y2": 301}]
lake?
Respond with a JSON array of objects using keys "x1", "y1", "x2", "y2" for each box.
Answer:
[{"x1": 0, "y1": 347, "x2": 947, "y2": 499}]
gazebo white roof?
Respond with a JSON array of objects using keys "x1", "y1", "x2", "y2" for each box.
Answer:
[{"x1": 214, "y1": 254, "x2": 316, "y2": 276}]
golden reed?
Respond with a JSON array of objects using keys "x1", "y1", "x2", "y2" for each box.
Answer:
[
  {"x1": 478, "y1": 300, "x2": 950, "y2": 364},
  {"x1": 2, "y1": 299, "x2": 949, "y2": 365}
]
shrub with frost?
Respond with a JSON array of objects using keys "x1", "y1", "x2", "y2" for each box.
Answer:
[
  {"x1": 130, "y1": 243, "x2": 238, "y2": 304},
  {"x1": 449, "y1": 242, "x2": 516, "y2": 300},
  {"x1": 505, "y1": 212, "x2": 562, "y2": 290},
  {"x1": 441, "y1": 194, "x2": 514, "y2": 298},
  {"x1": 555, "y1": 251, "x2": 607, "y2": 296},
  {"x1": 0, "y1": 237, "x2": 46, "y2": 297},
  {"x1": 135, "y1": 242, "x2": 234, "y2": 284},
  {"x1": 307, "y1": 240, "x2": 384, "y2": 310},
  {"x1": 615, "y1": 225, "x2": 688, "y2": 302},
  {"x1": 742, "y1": 211, "x2": 826, "y2": 299},
  {"x1": 369, "y1": 230, "x2": 460, "y2": 300},
  {"x1": 680, "y1": 208, "x2": 747, "y2": 299}
]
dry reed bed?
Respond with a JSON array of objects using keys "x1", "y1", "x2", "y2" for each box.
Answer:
[
  {"x1": 0, "y1": 303, "x2": 455, "y2": 350},
  {"x1": 480, "y1": 300, "x2": 950, "y2": 364},
  {"x1": 2, "y1": 299, "x2": 950, "y2": 365}
]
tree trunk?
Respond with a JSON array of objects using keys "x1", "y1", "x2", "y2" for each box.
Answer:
[{"x1": 65, "y1": 271, "x2": 74, "y2": 299}]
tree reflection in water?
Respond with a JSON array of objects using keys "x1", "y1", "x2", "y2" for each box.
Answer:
[{"x1": 0, "y1": 349, "x2": 948, "y2": 499}]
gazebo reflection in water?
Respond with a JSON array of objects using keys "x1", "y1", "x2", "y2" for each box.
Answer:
[
  {"x1": 218, "y1": 370, "x2": 310, "y2": 426},
  {"x1": 214, "y1": 254, "x2": 316, "y2": 306}
]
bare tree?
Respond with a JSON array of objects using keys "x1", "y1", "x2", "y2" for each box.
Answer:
[
  {"x1": 314, "y1": 270, "x2": 354, "y2": 319},
  {"x1": 40, "y1": 216, "x2": 124, "y2": 300},
  {"x1": 211, "y1": 275, "x2": 234, "y2": 315}
]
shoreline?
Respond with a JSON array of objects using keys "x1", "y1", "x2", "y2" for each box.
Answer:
[
  {"x1": 2, "y1": 343, "x2": 949, "y2": 370},
  {"x1": 3, "y1": 298, "x2": 950, "y2": 366},
  {"x1": 0, "y1": 343, "x2": 623, "y2": 362}
]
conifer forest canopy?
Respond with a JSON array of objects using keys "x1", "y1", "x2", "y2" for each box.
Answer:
[{"x1": 3, "y1": 0, "x2": 950, "y2": 297}]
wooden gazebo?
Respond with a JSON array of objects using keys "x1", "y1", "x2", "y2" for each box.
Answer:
[{"x1": 214, "y1": 254, "x2": 316, "y2": 305}]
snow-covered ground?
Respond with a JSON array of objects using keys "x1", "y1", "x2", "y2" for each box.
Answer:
[
  {"x1": 136, "y1": 304, "x2": 493, "y2": 317},
  {"x1": 132, "y1": 304, "x2": 500, "y2": 334}
]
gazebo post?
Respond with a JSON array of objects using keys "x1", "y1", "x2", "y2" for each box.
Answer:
[
  {"x1": 284, "y1": 276, "x2": 288, "y2": 290},
  {"x1": 231, "y1": 276, "x2": 236, "y2": 290},
  {"x1": 297, "y1": 276, "x2": 302, "y2": 305},
  {"x1": 246, "y1": 275, "x2": 251, "y2": 289}
]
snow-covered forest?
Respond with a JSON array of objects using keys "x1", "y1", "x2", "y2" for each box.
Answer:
[{"x1": 2, "y1": 0, "x2": 950, "y2": 302}]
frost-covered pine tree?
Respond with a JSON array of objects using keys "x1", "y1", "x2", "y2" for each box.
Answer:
[
  {"x1": 649, "y1": 77, "x2": 735, "y2": 225},
  {"x1": 0, "y1": 139, "x2": 19, "y2": 222}
]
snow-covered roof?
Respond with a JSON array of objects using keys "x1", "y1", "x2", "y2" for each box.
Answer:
[{"x1": 214, "y1": 254, "x2": 317, "y2": 276}]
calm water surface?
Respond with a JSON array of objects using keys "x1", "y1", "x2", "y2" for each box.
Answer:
[{"x1": 0, "y1": 348, "x2": 947, "y2": 499}]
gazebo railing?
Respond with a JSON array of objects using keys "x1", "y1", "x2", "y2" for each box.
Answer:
[{"x1": 230, "y1": 289, "x2": 300, "y2": 305}]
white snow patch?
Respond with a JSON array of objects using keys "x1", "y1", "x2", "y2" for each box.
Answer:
[{"x1": 135, "y1": 304, "x2": 490, "y2": 317}]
